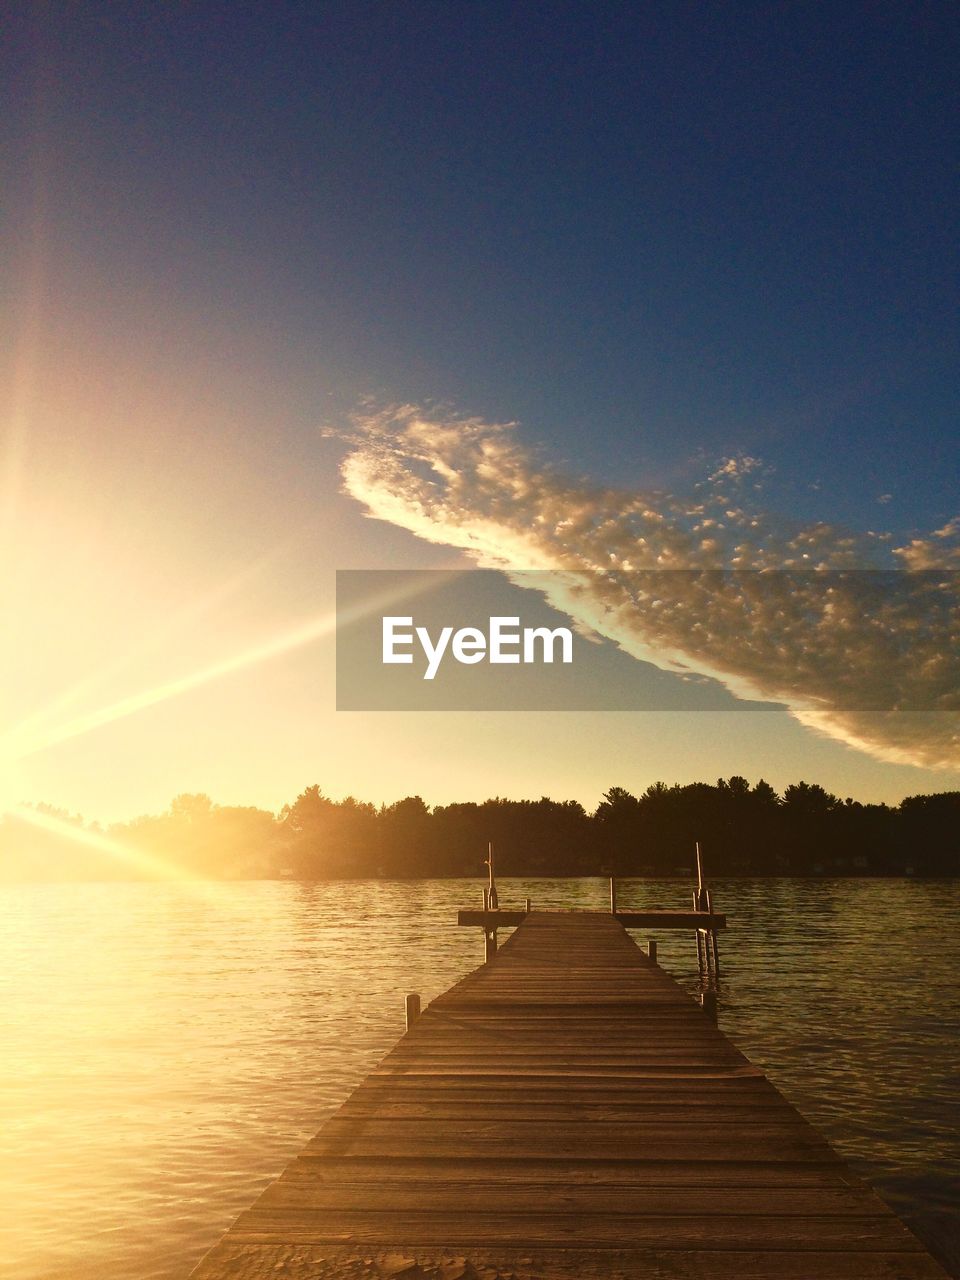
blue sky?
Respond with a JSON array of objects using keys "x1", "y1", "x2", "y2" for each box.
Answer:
[
  {"x1": 3, "y1": 3, "x2": 958, "y2": 819},
  {"x1": 16, "y1": 2, "x2": 956, "y2": 502}
]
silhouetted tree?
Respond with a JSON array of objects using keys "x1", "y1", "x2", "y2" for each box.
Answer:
[{"x1": 5, "y1": 778, "x2": 959, "y2": 881}]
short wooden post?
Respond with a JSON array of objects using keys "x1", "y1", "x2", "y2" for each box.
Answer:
[
  {"x1": 482, "y1": 886, "x2": 489, "y2": 911},
  {"x1": 404, "y1": 992, "x2": 421, "y2": 1031},
  {"x1": 524, "y1": 897, "x2": 532, "y2": 913},
  {"x1": 609, "y1": 876, "x2": 617, "y2": 914},
  {"x1": 647, "y1": 938, "x2": 658, "y2": 964},
  {"x1": 701, "y1": 988, "x2": 718, "y2": 1023},
  {"x1": 484, "y1": 928, "x2": 498, "y2": 962}
]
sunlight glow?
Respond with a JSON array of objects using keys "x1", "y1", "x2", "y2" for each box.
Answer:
[
  {"x1": 6, "y1": 803, "x2": 209, "y2": 888},
  {"x1": 5, "y1": 613, "x2": 341, "y2": 764},
  {"x1": 3, "y1": 573, "x2": 448, "y2": 768},
  {"x1": 7, "y1": 540, "x2": 296, "y2": 751}
]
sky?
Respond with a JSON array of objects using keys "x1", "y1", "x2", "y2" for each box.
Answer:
[{"x1": 2, "y1": 2, "x2": 958, "y2": 823}]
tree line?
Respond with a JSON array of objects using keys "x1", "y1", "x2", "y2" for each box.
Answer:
[{"x1": 3, "y1": 776, "x2": 958, "y2": 880}]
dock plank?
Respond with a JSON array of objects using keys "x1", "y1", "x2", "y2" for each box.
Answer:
[{"x1": 191, "y1": 911, "x2": 949, "y2": 1280}]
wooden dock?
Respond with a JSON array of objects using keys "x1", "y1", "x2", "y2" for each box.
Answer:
[{"x1": 191, "y1": 910, "x2": 949, "y2": 1280}]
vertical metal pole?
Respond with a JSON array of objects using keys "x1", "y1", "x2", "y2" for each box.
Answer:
[
  {"x1": 609, "y1": 876, "x2": 617, "y2": 914},
  {"x1": 693, "y1": 888, "x2": 705, "y2": 978},
  {"x1": 486, "y1": 843, "x2": 498, "y2": 909},
  {"x1": 705, "y1": 886, "x2": 721, "y2": 979},
  {"x1": 405, "y1": 993, "x2": 421, "y2": 1031},
  {"x1": 482, "y1": 873, "x2": 493, "y2": 963}
]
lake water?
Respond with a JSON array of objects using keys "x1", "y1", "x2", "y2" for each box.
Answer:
[{"x1": 2, "y1": 878, "x2": 958, "y2": 1279}]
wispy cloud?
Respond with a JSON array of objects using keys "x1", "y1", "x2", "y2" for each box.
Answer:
[{"x1": 337, "y1": 406, "x2": 960, "y2": 768}]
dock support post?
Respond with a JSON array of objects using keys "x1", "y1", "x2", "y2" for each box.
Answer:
[
  {"x1": 647, "y1": 938, "x2": 658, "y2": 964},
  {"x1": 701, "y1": 988, "x2": 718, "y2": 1023},
  {"x1": 405, "y1": 993, "x2": 421, "y2": 1031},
  {"x1": 484, "y1": 928, "x2": 498, "y2": 962},
  {"x1": 524, "y1": 897, "x2": 531, "y2": 913},
  {"x1": 609, "y1": 876, "x2": 617, "y2": 914}
]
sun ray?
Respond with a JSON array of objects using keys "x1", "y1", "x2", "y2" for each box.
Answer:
[
  {"x1": 8, "y1": 538, "x2": 300, "y2": 747},
  {"x1": 5, "y1": 803, "x2": 219, "y2": 895},
  {"x1": 4, "y1": 571, "x2": 449, "y2": 765}
]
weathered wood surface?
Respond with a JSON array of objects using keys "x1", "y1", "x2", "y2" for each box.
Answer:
[
  {"x1": 457, "y1": 909, "x2": 727, "y2": 929},
  {"x1": 191, "y1": 911, "x2": 948, "y2": 1280}
]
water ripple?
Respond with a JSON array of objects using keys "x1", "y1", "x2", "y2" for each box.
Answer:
[{"x1": 1, "y1": 878, "x2": 957, "y2": 1278}]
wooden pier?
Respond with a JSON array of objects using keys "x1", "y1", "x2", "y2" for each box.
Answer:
[{"x1": 191, "y1": 910, "x2": 949, "y2": 1280}]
